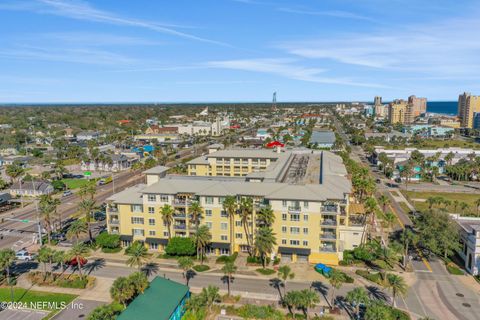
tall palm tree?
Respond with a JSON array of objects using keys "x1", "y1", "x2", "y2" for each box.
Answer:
[
  {"x1": 328, "y1": 269, "x2": 345, "y2": 307},
  {"x1": 221, "y1": 261, "x2": 237, "y2": 296},
  {"x1": 0, "y1": 249, "x2": 16, "y2": 302},
  {"x1": 177, "y1": 256, "x2": 194, "y2": 285},
  {"x1": 346, "y1": 287, "x2": 370, "y2": 318},
  {"x1": 257, "y1": 205, "x2": 275, "y2": 227},
  {"x1": 386, "y1": 273, "x2": 407, "y2": 307},
  {"x1": 67, "y1": 243, "x2": 90, "y2": 278},
  {"x1": 161, "y1": 204, "x2": 174, "y2": 240},
  {"x1": 38, "y1": 246, "x2": 54, "y2": 278},
  {"x1": 200, "y1": 285, "x2": 220, "y2": 315},
  {"x1": 67, "y1": 220, "x2": 88, "y2": 244},
  {"x1": 239, "y1": 197, "x2": 254, "y2": 256},
  {"x1": 79, "y1": 198, "x2": 95, "y2": 242},
  {"x1": 223, "y1": 195, "x2": 238, "y2": 254},
  {"x1": 192, "y1": 225, "x2": 212, "y2": 263},
  {"x1": 126, "y1": 241, "x2": 149, "y2": 270},
  {"x1": 39, "y1": 195, "x2": 55, "y2": 244},
  {"x1": 110, "y1": 276, "x2": 135, "y2": 307},
  {"x1": 129, "y1": 271, "x2": 149, "y2": 294},
  {"x1": 277, "y1": 265, "x2": 295, "y2": 297},
  {"x1": 5, "y1": 163, "x2": 24, "y2": 183},
  {"x1": 378, "y1": 195, "x2": 390, "y2": 212},
  {"x1": 254, "y1": 227, "x2": 276, "y2": 268},
  {"x1": 188, "y1": 201, "x2": 203, "y2": 230},
  {"x1": 299, "y1": 289, "x2": 319, "y2": 320}
]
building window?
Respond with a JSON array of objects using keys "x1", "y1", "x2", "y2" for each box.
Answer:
[
  {"x1": 221, "y1": 222, "x2": 228, "y2": 230},
  {"x1": 205, "y1": 209, "x2": 212, "y2": 217},
  {"x1": 149, "y1": 230, "x2": 156, "y2": 236},
  {"x1": 282, "y1": 239, "x2": 287, "y2": 245},
  {"x1": 303, "y1": 240, "x2": 308, "y2": 246},
  {"x1": 131, "y1": 217, "x2": 144, "y2": 224},
  {"x1": 235, "y1": 233, "x2": 243, "y2": 239},
  {"x1": 205, "y1": 197, "x2": 214, "y2": 204},
  {"x1": 281, "y1": 226, "x2": 287, "y2": 233},
  {"x1": 220, "y1": 210, "x2": 228, "y2": 218},
  {"x1": 148, "y1": 219, "x2": 155, "y2": 226},
  {"x1": 219, "y1": 197, "x2": 226, "y2": 204},
  {"x1": 304, "y1": 214, "x2": 309, "y2": 222},
  {"x1": 147, "y1": 194, "x2": 156, "y2": 202},
  {"x1": 290, "y1": 214, "x2": 300, "y2": 222},
  {"x1": 303, "y1": 201, "x2": 309, "y2": 208},
  {"x1": 160, "y1": 195, "x2": 169, "y2": 202},
  {"x1": 290, "y1": 240, "x2": 299, "y2": 246},
  {"x1": 206, "y1": 222, "x2": 212, "y2": 229},
  {"x1": 148, "y1": 207, "x2": 155, "y2": 214},
  {"x1": 282, "y1": 213, "x2": 287, "y2": 221},
  {"x1": 163, "y1": 231, "x2": 169, "y2": 237},
  {"x1": 133, "y1": 229, "x2": 144, "y2": 236},
  {"x1": 282, "y1": 200, "x2": 287, "y2": 207},
  {"x1": 303, "y1": 228, "x2": 309, "y2": 235},
  {"x1": 290, "y1": 227, "x2": 300, "y2": 234},
  {"x1": 131, "y1": 205, "x2": 143, "y2": 213},
  {"x1": 221, "y1": 235, "x2": 228, "y2": 241},
  {"x1": 235, "y1": 221, "x2": 242, "y2": 227},
  {"x1": 220, "y1": 248, "x2": 230, "y2": 255},
  {"x1": 150, "y1": 243, "x2": 158, "y2": 250}
]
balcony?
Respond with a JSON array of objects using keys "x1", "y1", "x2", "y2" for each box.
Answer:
[
  {"x1": 108, "y1": 219, "x2": 120, "y2": 225},
  {"x1": 288, "y1": 206, "x2": 301, "y2": 213},
  {"x1": 173, "y1": 213, "x2": 187, "y2": 218},
  {"x1": 321, "y1": 205, "x2": 338, "y2": 213},
  {"x1": 174, "y1": 224, "x2": 187, "y2": 230},
  {"x1": 320, "y1": 232, "x2": 336, "y2": 240},
  {"x1": 319, "y1": 245, "x2": 337, "y2": 253},
  {"x1": 110, "y1": 229, "x2": 119, "y2": 234},
  {"x1": 173, "y1": 199, "x2": 192, "y2": 207},
  {"x1": 108, "y1": 207, "x2": 118, "y2": 213},
  {"x1": 321, "y1": 219, "x2": 337, "y2": 226}
]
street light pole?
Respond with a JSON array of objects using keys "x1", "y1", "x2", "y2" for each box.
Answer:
[{"x1": 31, "y1": 179, "x2": 42, "y2": 246}]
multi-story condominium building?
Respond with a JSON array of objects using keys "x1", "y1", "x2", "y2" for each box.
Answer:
[
  {"x1": 388, "y1": 99, "x2": 409, "y2": 124},
  {"x1": 408, "y1": 95, "x2": 427, "y2": 117},
  {"x1": 106, "y1": 149, "x2": 365, "y2": 265},
  {"x1": 453, "y1": 215, "x2": 480, "y2": 275},
  {"x1": 458, "y1": 92, "x2": 480, "y2": 128},
  {"x1": 374, "y1": 104, "x2": 388, "y2": 118}
]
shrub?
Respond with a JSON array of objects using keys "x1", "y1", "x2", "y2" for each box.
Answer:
[
  {"x1": 102, "y1": 247, "x2": 122, "y2": 253},
  {"x1": 236, "y1": 304, "x2": 284, "y2": 320},
  {"x1": 246, "y1": 255, "x2": 270, "y2": 265},
  {"x1": 52, "y1": 180, "x2": 66, "y2": 191},
  {"x1": 193, "y1": 264, "x2": 210, "y2": 272},
  {"x1": 446, "y1": 263, "x2": 464, "y2": 275},
  {"x1": 355, "y1": 270, "x2": 383, "y2": 285},
  {"x1": 96, "y1": 232, "x2": 120, "y2": 249},
  {"x1": 165, "y1": 237, "x2": 196, "y2": 256},
  {"x1": 216, "y1": 252, "x2": 238, "y2": 264},
  {"x1": 256, "y1": 268, "x2": 276, "y2": 275},
  {"x1": 28, "y1": 271, "x2": 95, "y2": 289},
  {"x1": 273, "y1": 257, "x2": 281, "y2": 265}
]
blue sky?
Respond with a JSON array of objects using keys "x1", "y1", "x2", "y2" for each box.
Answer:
[{"x1": 1, "y1": 0, "x2": 480, "y2": 103}]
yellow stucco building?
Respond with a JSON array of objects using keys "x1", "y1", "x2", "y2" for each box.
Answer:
[{"x1": 107, "y1": 149, "x2": 365, "y2": 265}]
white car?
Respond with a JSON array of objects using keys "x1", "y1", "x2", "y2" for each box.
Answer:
[{"x1": 15, "y1": 250, "x2": 34, "y2": 261}]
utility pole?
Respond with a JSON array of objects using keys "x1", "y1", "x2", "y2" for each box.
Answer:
[{"x1": 31, "y1": 179, "x2": 43, "y2": 246}]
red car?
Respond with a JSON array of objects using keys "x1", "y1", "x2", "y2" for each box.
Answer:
[{"x1": 67, "y1": 257, "x2": 88, "y2": 267}]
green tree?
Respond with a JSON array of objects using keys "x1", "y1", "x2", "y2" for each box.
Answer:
[
  {"x1": 385, "y1": 274, "x2": 407, "y2": 307},
  {"x1": 257, "y1": 205, "x2": 275, "y2": 227},
  {"x1": 328, "y1": 269, "x2": 345, "y2": 307},
  {"x1": 126, "y1": 241, "x2": 149, "y2": 269},
  {"x1": 365, "y1": 300, "x2": 391, "y2": 320},
  {"x1": 110, "y1": 276, "x2": 134, "y2": 307},
  {"x1": 221, "y1": 261, "x2": 237, "y2": 296},
  {"x1": 87, "y1": 304, "x2": 121, "y2": 320},
  {"x1": 165, "y1": 237, "x2": 196, "y2": 256},
  {"x1": 222, "y1": 195, "x2": 238, "y2": 254},
  {"x1": 346, "y1": 287, "x2": 370, "y2": 318},
  {"x1": 192, "y1": 225, "x2": 211, "y2": 263},
  {"x1": 178, "y1": 256, "x2": 194, "y2": 285},
  {"x1": 200, "y1": 285, "x2": 220, "y2": 314},
  {"x1": 5, "y1": 163, "x2": 24, "y2": 182},
  {"x1": 188, "y1": 201, "x2": 204, "y2": 230},
  {"x1": 79, "y1": 198, "x2": 96, "y2": 242},
  {"x1": 128, "y1": 271, "x2": 149, "y2": 295},
  {"x1": 37, "y1": 246, "x2": 55, "y2": 277},
  {"x1": 0, "y1": 249, "x2": 16, "y2": 302},
  {"x1": 297, "y1": 289, "x2": 319, "y2": 320},
  {"x1": 95, "y1": 232, "x2": 120, "y2": 249},
  {"x1": 239, "y1": 197, "x2": 254, "y2": 256},
  {"x1": 254, "y1": 227, "x2": 276, "y2": 268},
  {"x1": 378, "y1": 194, "x2": 390, "y2": 212},
  {"x1": 277, "y1": 265, "x2": 295, "y2": 298},
  {"x1": 160, "y1": 204, "x2": 174, "y2": 240},
  {"x1": 67, "y1": 243, "x2": 90, "y2": 278},
  {"x1": 67, "y1": 219, "x2": 88, "y2": 244}
]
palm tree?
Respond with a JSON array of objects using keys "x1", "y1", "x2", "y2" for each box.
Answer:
[
  {"x1": 53, "y1": 250, "x2": 66, "y2": 275},
  {"x1": 0, "y1": 249, "x2": 16, "y2": 302},
  {"x1": 460, "y1": 202, "x2": 469, "y2": 214},
  {"x1": 328, "y1": 269, "x2": 345, "y2": 307},
  {"x1": 257, "y1": 205, "x2": 275, "y2": 227},
  {"x1": 5, "y1": 163, "x2": 24, "y2": 183},
  {"x1": 67, "y1": 219, "x2": 88, "y2": 244},
  {"x1": 177, "y1": 256, "x2": 194, "y2": 285},
  {"x1": 200, "y1": 285, "x2": 220, "y2": 314},
  {"x1": 129, "y1": 271, "x2": 149, "y2": 294},
  {"x1": 67, "y1": 243, "x2": 90, "y2": 278},
  {"x1": 378, "y1": 195, "x2": 390, "y2": 212},
  {"x1": 223, "y1": 195, "x2": 238, "y2": 254},
  {"x1": 79, "y1": 198, "x2": 95, "y2": 242},
  {"x1": 239, "y1": 197, "x2": 254, "y2": 256},
  {"x1": 126, "y1": 241, "x2": 149, "y2": 269},
  {"x1": 39, "y1": 195, "x2": 55, "y2": 244},
  {"x1": 277, "y1": 265, "x2": 295, "y2": 297},
  {"x1": 188, "y1": 201, "x2": 203, "y2": 230},
  {"x1": 110, "y1": 276, "x2": 135, "y2": 307},
  {"x1": 298, "y1": 289, "x2": 319, "y2": 320},
  {"x1": 221, "y1": 261, "x2": 237, "y2": 296},
  {"x1": 38, "y1": 246, "x2": 54, "y2": 278},
  {"x1": 400, "y1": 228, "x2": 416, "y2": 269},
  {"x1": 254, "y1": 227, "x2": 276, "y2": 268},
  {"x1": 386, "y1": 273, "x2": 407, "y2": 307},
  {"x1": 192, "y1": 225, "x2": 211, "y2": 263},
  {"x1": 346, "y1": 287, "x2": 370, "y2": 319},
  {"x1": 160, "y1": 204, "x2": 174, "y2": 240}
]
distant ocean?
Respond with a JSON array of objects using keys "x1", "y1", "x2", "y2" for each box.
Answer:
[{"x1": 427, "y1": 101, "x2": 457, "y2": 115}]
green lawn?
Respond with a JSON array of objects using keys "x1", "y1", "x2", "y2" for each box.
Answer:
[
  {"x1": 0, "y1": 287, "x2": 77, "y2": 317},
  {"x1": 403, "y1": 190, "x2": 480, "y2": 215},
  {"x1": 61, "y1": 178, "x2": 91, "y2": 189}
]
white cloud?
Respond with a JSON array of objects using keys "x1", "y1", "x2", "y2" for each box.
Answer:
[
  {"x1": 38, "y1": 32, "x2": 165, "y2": 46},
  {"x1": 277, "y1": 8, "x2": 375, "y2": 22}
]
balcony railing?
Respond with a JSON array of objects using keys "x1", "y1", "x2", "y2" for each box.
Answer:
[
  {"x1": 110, "y1": 229, "x2": 119, "y2": 234},
  {"x1": 321, "y1": 219, "x2": 337, "y2": 226},
  {"x1": 108, "y1": 207, "x2": 118, "y2": 213},
  {"x1": 173, "y1": 199, "x2": 192, "y2": 206},
  {"x1": 288, "y1": 206, "x2": 301, "y2": 213},
  {"x1": 173, "y1": 213, "x2": 186, "y2": 218},
  {"x1": 320, "y1": 232, "x2": 336, "y2": 240},
  {"x1": 319, "y1": 246, "x2": 337, "y2": 253},
  {"x1": 108, "y1": 219, "x2": 120, "y2": 225},
  {"x1": 174, "y1": 224, "x2": 187, "y2": 230},
  {"x1": 321, "y1": 206, "x2": 338, "y2": 213}
]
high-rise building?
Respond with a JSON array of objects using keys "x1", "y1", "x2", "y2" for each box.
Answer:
[
  {"x1": 374, "y1": 96, "x2": 382, "y2": 106},
  {"x1": 458, "y1": 92, "x2": 480, "y2": 128},
  {"x1": 388, "y1": 99, "x2": 409, "y2": 124},
  {"x1": 408, "y1": 95, "x2": 427, "y2": 117},
  {"x1": 374, "y1": 104, "x2": 388, "y2": 118},
  {"x1": 473, "y1": 113, "x2": 480, "y2": 130}
]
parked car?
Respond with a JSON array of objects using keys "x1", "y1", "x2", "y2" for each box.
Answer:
[
  {"x1": 51, "y1": 233, "x2": 67, "y2": 242},
  {"x1": 93, "y1": 211, "x2": 106, "y2": 221},
  {"x1": 63, "y1": 190, "x2": 73, "y2": 197},
  {"x1": 68, "y1": 257, "x2": 88, "y2": 267},
  {"x1": 16, "y1": 250, "x2": 34, "y2": 261}
]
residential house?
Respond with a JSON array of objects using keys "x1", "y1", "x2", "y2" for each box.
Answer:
[{"x1": 9, "y1": 180, "x2": 54, "y2": 197}]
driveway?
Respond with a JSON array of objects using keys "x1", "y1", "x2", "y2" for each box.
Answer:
[
  {"x1": 0, "y1": 309, "x2": 48, "y2": 320},
  {"x1": 51, "y1": 299, "x2": 105, "y2": 320}
]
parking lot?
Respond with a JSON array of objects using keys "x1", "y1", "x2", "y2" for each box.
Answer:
[{"x1": 0, "y1": 308, "x2": 48, "y2": 320}]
